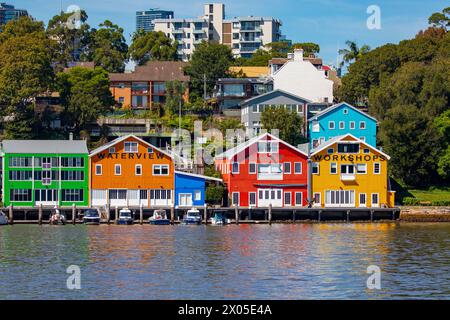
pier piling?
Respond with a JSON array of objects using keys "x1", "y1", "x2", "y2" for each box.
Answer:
[
  {"x1": 346, "y1": 210, "x2": 350, "y2": 223},
  {"x1": 268, "y1": 204, "x2": 272, "y2": 225},
  {"x1": 235, "y1": 204, "x2": 239, "y2": 225},
  {"x1": 106, "y1": 205, "x2": 110, "y2": 225},
  {"x1": 9, "y1": 205, "x2": 13, "y2": 225},
  {"x1": 139, "y1": 205, "x2": 143, "y2": 225},
  {"x1": 115, "y1": 206, "x2": 118, "y2": 224},
  {"x1": 293, "y1": 210, "x2": 296, "y2": 223},
  {"x1": 203, "y1": 205, "x2": 208, "y2": 225},
  {"x1": 72, "y1": 204, "x2": 76, "y2": 225},
  {"x1": 38, "y1": 204, "x2": 43, "y2": 225},
  {"x1": 170, "y1": 206, "x2": 174, "y2": 225},
  {"x1": 370, "y1": 210, "x2": 374, "y2": 222},
  {"x1": 318, "y1": 210, "x2": 322, "y2": 222}
]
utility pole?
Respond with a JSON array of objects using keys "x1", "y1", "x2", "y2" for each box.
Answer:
[{"x1": 203, "y1": 73, "x2": 207, "y2": 101}]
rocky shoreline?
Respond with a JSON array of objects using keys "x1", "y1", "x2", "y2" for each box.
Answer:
[{"x1": 400, "y1": 207, "x2": 450, "y2": 222}]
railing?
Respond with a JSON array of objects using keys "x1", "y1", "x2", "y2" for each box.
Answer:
[{"x1": 340, "y1": 174, "x2": 356, "y2": 181}]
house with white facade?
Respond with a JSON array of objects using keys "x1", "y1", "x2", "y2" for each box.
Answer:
[{"x1": 272, "y1": 49, "x2": 334, "y2": 103}]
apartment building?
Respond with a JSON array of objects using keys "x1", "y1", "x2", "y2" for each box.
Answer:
[
  {"x1": 136, "y1": 9, "x2": 174, "y2": 32},
  {"x1": 154, "y1": 3, "x2": 284, "y2": 61}
]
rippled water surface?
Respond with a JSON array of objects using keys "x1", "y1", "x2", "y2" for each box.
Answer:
[{"x1": 0, "y1": 223, "x2": 449, "y2": 299}]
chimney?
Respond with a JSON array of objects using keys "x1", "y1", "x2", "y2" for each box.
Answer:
[
  {"x1": 69, "y1": 132, "x2": 73, "y2": 141},
  {"x1": 294, "y1": 48, "x2": 304, "y2": 62}
]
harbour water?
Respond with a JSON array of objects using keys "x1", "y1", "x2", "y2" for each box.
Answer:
[{"x1": 0, "y1": 223, "x2": 449, "y2": 300}]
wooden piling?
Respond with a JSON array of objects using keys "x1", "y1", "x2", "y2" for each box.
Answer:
[
  {"x1": 8, "y1": 205, "x2": 13, "y2": 225},
  {"x1": 235, "y1": 204, "x2": 239, "y2": 225},
  {"x1": 346, "y1": 210, "x2": 350, "y2": 223},
  {"x1": 248, "y1": 207, "x2": 252, "y2": 221},
  {"x1": 38, "y1": 204, "x2": 43, "y2": 225},
  {"x1": 115, "y1": 206, "x2": 119, "y2": 224},
  {"x1": 318, "y1": 210, "x2": 322, "y2": 222},
  {"x1": 293, "y1": 210, "x2": 296, "y2": 223},
  {"x1": 139, "y1": 205, "x2": 143, "y2": 225},
  {"x1": 72, "y1": 204, "x2": 76, "y2": 225},
  {"x1": 170, "y1": 206, "x2": 175, "y2": 225},
  {"x1": 268, "y1": 204, "x2": 272, "y2": 225},
  {"x1": 106, "y1": 204, "x2": 111, "y2": 225},
  {"x1": 203, "y1": 205, "x2": 208, "y2": 225},
  {"x1": 370, "y1": 210, "x2": 374, "y2": 222}
]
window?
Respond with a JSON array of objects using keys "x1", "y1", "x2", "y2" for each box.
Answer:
[
  {"x1": 356, "y1": 164, "x2": 367, "y2": 174},
  {"x1": 313, "y1": 193, "x2": 321, "y2": 205},
  {"x1": 194, "y1": 190, "x2": 201, "y2": 201},
  {"x1": 338, "y1": 143, "x2": 360, "y2": 154},
  {"x1": 284, "y1": 192, "x2": 292, "y2": 206},
  {"x1": 363, "y1": 148, "x2": 370, "y2": 154},
  {"x1": 343, "y1": 108, "x2": 349, "y2": 115},
  {"x1": 124, "y1": 142, "x2": 138, "y2": 153},
  {"x1": 249, "y1": 163, "x2": 256, "y2": 174},
  {"x1": 359, "y1": 193, "x2": 367, "y2": 207},
  {"x1": 62, "y1": 189, "x2": 84, "y2": 202},
  {"x1": 148, "y1": 147, "x2": 153, "y2": 154},
  {"x1": 372, "y1": 193, "x2": 379, "y2": 207},
  {"x1": 294, "y1": 162, "x2": 302, "y2": 174},
  {"x1": 339, "y1": 121, "x2": 345, "y2": 129},
  {"x1": 95, "y1": 164, "x2": 102, "y2": 175},
  {"x1": 42, "y1": 170, "x2": 52, "y2": 185},
  {"x1": 232, "y1": 192, "x2": 240, "y2": 206},
  {"x1": 327, "y1": 148, "x2": 334, "y2": 154},
  {"x1": 118, "y1": 97, "x2": 124, "y2": 104},
  {"x1": 374, "y1": 163, "x2": 381, "y2": 174},
  {"x1": 258, "y1": 141, "x2": 279, "y2": 153},
  {"x1": 60, "y1": 171, "x2": 84, "y2": 181},
  {"x1": 109, "y1": 147, "x2": 116, "y2": 153},
  {"x1": 360, "y1": 121, "x2": 366, "y2": 129},
  {"x1": 312, "y1": 139, "x2": 319, "y2": 148},
  {"x1": 153, "y1": 164, "x2": 169, "y2": 176},
  {"x1": 10, "y1": 189, "x2": 32, "y2": 202},
  {"x1": 328, "y1": 121, "x2": 335, "y2": 129},
  {"x1": 9, "y1": 157, "x2": 32, "y2": 167},
  {"x1": 115, "y1": 164, "x2": 122, "y2": 175},
  {"x1": 232, "y1": 162, "x2": 240, "y2": 174},
  {"x1": 341, "y1": 164, "x2": 355, "y2": 174},
  {"x1": 135, "y1": 164, "x2": 142, "y2": 176},
  {"x1": 359, "y1": 137, "x2": 366, "y2": 142},
  {"x1": 330, "y1": 163, "x2": 337, "y2": 174},
  {"x1": 284, "y1": 162, "x2": 291, "y2": 174},
  {"x1": 140, "y1": 190, "x2": 148, "y2": 200},
  {"x1": 9, "y1": 171, "x2": 32, "y2": 181},
  {"x1": 35, "y1": 189, "x2": 58, "y2": 202},
  {"x1": 312, "y1": 163, "x2": 319, "y2": 174},
  {"x1": 109, "y1": 190, "x2": 127, "y2": 200},
  {"x1": 249, "y1": 192, "x2": 256, "y2": 206},
  {"x1": 295, "y1": 192, "x2": 303, "y2": 206},
  {"x1": 325, "y1": 190, "x2": 355, "y2": 207},
  {"x1": 312, "y1": 121, "x2": 320, "y2": 132},
  {"x1": 61, "y1": 157, "x2": 84, "y2": 168},
  {"x1": 257, "y1": 164, "x2": 282, "y2": 180},
  {"x1": 350, "y1": 121, "x2": 355, "y2": 130}
]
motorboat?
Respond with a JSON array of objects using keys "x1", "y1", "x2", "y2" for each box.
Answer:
[
  {"x1": 50, "y1": 208, "x2": 66, "y2": 225},
  {"x1": 0, "y1": 211, "x2": 8, "y2": 225},
  {"x1": 83, "y1": 209, "x2": 101, "y2": 225},
  {"x1": 117, "y1": 208, "x2": 134, "y2": 225},
  {"x1": 149, "y1": 209, "x2": 171, "y2": 225},
  {"x1": 182, "y1": 208, "x2": 202, "y2": 225},
  {"x1": 208, "y1": 210, "x2": 229, "y2": 225}
]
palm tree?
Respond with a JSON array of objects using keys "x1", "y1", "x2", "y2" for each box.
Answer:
[{"x1": 338, "y1": 40, "x2": 371, "y2": 74}]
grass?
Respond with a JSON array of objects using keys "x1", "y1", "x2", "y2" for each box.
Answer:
[{"x1": 408, "y1": 188, "x2": 450, "y2": 202}]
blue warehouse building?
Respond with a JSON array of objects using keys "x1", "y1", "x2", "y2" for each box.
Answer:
[
  {"x1": 308, "y1": 102, "x2": 378, "y2": 149},
  {"x1": 174, "y1": 171, "x2": 222, "y2": 208}
]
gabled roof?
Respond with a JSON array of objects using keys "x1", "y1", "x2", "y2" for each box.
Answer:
[
  {"x1": 1, "y1": 140, "x2": 88, "y2": 154},
  {"x1": 89, "y1": 135, "x2": 173, "y2": 159},
  {"x1": 175, "y1": 171, "x2": 223, "y2": 183},
  {"x1": 308, "y1": 102, "x2": 378, "y2": 123},
  {"x1": 215, "y1": 132, "x2": 308, "y2": 160},
  {"x1": 240, "y1": 89, "x2": 312, "y2": 107},
  {"x1": 311, "y1": 134, "x2": 390, "y2": 160}
]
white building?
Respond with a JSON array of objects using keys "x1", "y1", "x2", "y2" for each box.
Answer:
[
  {"x1": 272, "y1": 49, "x2": 334, "y2": 103},
  {"x1": 154, "y1": 3, "x2": 284, "y2": 61}
]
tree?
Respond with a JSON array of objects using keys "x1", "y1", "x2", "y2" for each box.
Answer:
[
  {"x1": 184, "y1": 41, "x2": 234, "y2": 98},
  {"x1": 338, "y1": 40, "x2": 371, "y2": 69},
  {"x1": 164, "y1": 80, "x2": 186, "y2": 115},
  {"x1": 86, "y1": 20, "x2": 128, "y2": 72},
  {"x1": 0, "y1": 17, "x2": 54, "y2": 139},
  {"x1": 57, "y1": 67, "x2": 114, "y2": 134},
  {"x1": 261, "y1": 107, "x2": 306, "y2": 146},
  {"x1": 128, "y1": 30, "x2": 178, "y2": 65},
  {"x1": 292, "y1": 42, "x2": 320, "y2": 56},
  {"x1": 46, "y1": 10, "x2": 91, "y2": 69},
  {"x1": 428, "y1": 7, "x2": 450, "y2": 29}
]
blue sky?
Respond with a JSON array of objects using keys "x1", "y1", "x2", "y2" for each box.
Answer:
[{"x1": 10, "y1": 0, "x2": 449, "y2": 67}]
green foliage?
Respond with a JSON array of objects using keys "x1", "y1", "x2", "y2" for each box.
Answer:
[
  {"x1": 86, "y1": 20, "x2": 128, "y2": 73},
  {"x1": 260, "y1": 106, "x2": 306, "y2": 146},
  {"x1": 184, "y1": 41, "x2": 234, "y2": 97},
  {"x1": 0, "y1": 16, "x2": 54, "y2": 139},
  {"x1": 292, "y1": 42, "x2": 321, "y2": 56},
  {"x1": 214, "y1": 118, "x2": 244, "y2": 136},
  {"x1": 128, "y1": 30, "x2": 178, "y2": 65},
  {"x1": 57, "y1": 67, "x2": 114, "y2": 133},
  {"x1": 206, "y1": 185, "x2": 224, "y2": 205},
  {"x1": 46, "y1": 10, "x2": 91, "y2": 68},
  {"x1": 428, "y1": 7, "x2": 450, "y2": 29},
  {"x1": 165, "y1": 80, "x2": 186, "y2": 116}
]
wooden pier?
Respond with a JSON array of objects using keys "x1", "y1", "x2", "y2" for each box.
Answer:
[{"x1": 1, "y1": 205, "x2": 401, "y2": 225}]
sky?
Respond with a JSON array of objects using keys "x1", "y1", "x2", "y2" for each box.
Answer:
[{"x1": 8, "y1": 0, "x2": 449, "y2": 68}]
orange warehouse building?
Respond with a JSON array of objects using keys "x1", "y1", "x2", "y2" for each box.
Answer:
[{"x1": 89, "y1": 135, "x2": 174, "y2": 208}]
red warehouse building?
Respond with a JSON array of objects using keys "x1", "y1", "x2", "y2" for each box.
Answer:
[{"x1": 215, "y1": 133, "x2": 309, "y2": 208}]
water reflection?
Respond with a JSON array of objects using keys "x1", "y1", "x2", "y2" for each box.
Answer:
[{"x1": 0, "y1": 223, "x2": 449, "y2": 299}]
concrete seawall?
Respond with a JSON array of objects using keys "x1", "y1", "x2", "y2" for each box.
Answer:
[{"x1": 400, "y1": 207, "x2": 450, "y2": 222}]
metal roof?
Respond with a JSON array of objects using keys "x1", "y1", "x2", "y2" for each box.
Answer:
[
  {"x1": 1, "y1": 140, "x2": 88, "y2": 154},
  {"x1": 308, "y1": 102, "x2": 378, "y2": 123}
]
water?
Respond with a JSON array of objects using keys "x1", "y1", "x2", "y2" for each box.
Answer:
[{"x1": 0, "y1": 223, "x2": 449, "y2": 300}]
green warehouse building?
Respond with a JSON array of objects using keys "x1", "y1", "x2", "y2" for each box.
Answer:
[{"x1": 1, "y1": 140, "x2": 89, "y2": 208}]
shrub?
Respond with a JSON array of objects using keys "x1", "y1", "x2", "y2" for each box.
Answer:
[
  {"x1": 402, "y1": 197, "x2": 421, "y2": 206},
  {"x1": 206, "y1": 185, "x2": 224, "y2": 205}
]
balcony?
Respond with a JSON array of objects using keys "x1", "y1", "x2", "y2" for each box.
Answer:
[{"x1": 341, "y1": 173, "x2": 356, "y2": 181}]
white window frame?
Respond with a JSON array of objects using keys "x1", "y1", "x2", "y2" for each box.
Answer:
[
  {"x1": 312, "y1": 162, "x2": 319, "y2": 175},
  {"x1": 328, "y1": 121, "x2": 335, "y2": 130},
  {"x1": 295, "y1": 192, "x2": 303, "y2": 207},
  {"x1": 350, "y1": 121, "x2": 355, "y2": 130},
  {"x1": 371, "y1": 193, "x2": 379, "y2": 207},
  {"x1": 359, "y1": 193, "x2": 367, "y2": 207},
  {"x1": 284, "y1": 192, "x2": 292, "y2": 207},
  {"x1": 249, "y1": 162, "x2": 257, "y2": 174},
  {"x1": 356, "y1": 164, "x2": 367, "y2": 174},
  {"x1": 232, "y1": 162, "x2": 240, "y2": 174},
  {"x1": 339, "y1": 121, "x2": 345, "y2": 130},
  {"x1": 359, "y1": 121, "x2": 366, "y2": 130},
  {"x1": 249, "y1": 192, "x2": 257, "y2": 206},
  {"x1": 194, "y1": 190, "x2": 202, "y2": 201},
  {"x1": 284, "y1": 162, "x2": 291, "y2": 174},
  {"x1": 330, "y1": 162, "x2": 337, "y2": 174},
  {"x1": 232, "y1": 192, "x2": 240, "y2": 206},
  {"x1": 294, "y1": 162, "x2": 302, "y2": 174},
  {"x1": 95, "y1": 164, "x2": 102, "y2": 176},
  {"x1": 114, "y1": 164, "x2": 121, "y2": 176},
  {"x1": 124, "y1": 141, "x2": 139, "y2": 153},
  {"x1": 135, "y1": 164, "x2": 142, "y2": 176},
  {"x1": 153, "y1": 164, "x2": 170, "y2": 176},
  {"x1": 374, "y1": 163, "x2": 381, "y2": 175},
  {"x1": 312, "y1": 121, "x2": 320, "y2": 132},
  {"x1": 313, "y1": 193, "x2": 321, "y2": 207}
]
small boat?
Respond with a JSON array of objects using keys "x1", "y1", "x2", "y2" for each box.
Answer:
[
  {"x1": 0, "y1": 211, "x2": 8, "y2": 225},
  {"x1": 149, "y1": 209, "x2": 170, "y2": 225},
  {"x1": 208, "y1": 210, "x2": 229, "y2": 225},
  {"x1": 83, "y1": 209, "x2": 101, "y2": 225},
  {"x1": 50, "y1": 209, "x2": 66, "y2": 225},
  {"x1": 117, "y1": 208, "x2": 134, "y2": 225},
  {"x1": 182, "y1": 208, "x2": 202, "y2": 225}
]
